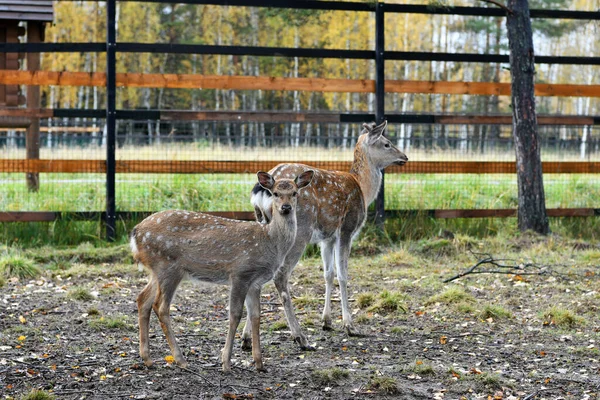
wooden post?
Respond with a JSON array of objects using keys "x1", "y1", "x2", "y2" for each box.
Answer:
[{"x1": 26, "y1": 22, "x2": 41, "y2": 192}]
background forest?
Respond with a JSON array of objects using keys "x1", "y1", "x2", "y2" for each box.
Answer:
[
  {"x1": 31, "y1": 0, "x2": 598, "y2": 154},
  {"x1": 42, "y1": 0, "x2": 598, "y2": 115}
]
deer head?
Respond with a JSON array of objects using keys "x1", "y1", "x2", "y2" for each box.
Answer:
[
  {"x1": 257, "y1": 170, "x2": 314, "y2": 217},
  {"x1": 360, "y1": 120, "x2": 408, "y2": 169}
]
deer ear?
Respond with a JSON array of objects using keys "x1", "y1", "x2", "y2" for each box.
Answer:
[
  {"x1": 295, "y1": 170, "x2": 314, "y2": 189},
  {"x1": 362, "y1": 122, "x2": 376, "y2": 133},
  {"x1": 368, "y1": 120, "x2": 387, "y2": 143},
  {"x1": 257, "y1": 171, "x2": 275, "y2": 191}
]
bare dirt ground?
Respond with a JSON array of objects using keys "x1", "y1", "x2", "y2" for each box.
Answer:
[{"x1": 2, "y1": 233, "x2": 600, "y2": 399}]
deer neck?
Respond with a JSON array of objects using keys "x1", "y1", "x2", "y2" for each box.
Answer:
[
  {"x1": 349, "y1": 140, "x2": 382, "y2": 207},
  {"x1": 267, "y1": 212, "x2": 298, "y2": 257}
]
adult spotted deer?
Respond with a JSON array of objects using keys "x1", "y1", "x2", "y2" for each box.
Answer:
[
  {"x1": 246, "y1": 120, "x2": 407, "y2": 349},
  {"x1": 130, "y1": 170, "x2": 314, "y2": 372}
]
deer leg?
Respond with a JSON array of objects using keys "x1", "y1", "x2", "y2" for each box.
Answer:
[
  {"x1": 245, "y1": 285, "x2": 266, "y2": 372},
  {"x1": 137, "y1": 277, "x2": 158, "y2": 367},
  {"x1": 240, "y1": 302, "x2": 253, "y2": 351},
  {"x1": 320, "y1": 240, "x2": 336, "y2": 331},
  {"x1": 335, "y1": 236, "x2": 360, "y2": 336},
  {"x1": 154, "y1": 271, "x2": 187, "y2": 367},
  {"x1": 222, "y1": 280, "x2": 249, "y2": 373},
  {"x1": 273, "y1": 245, "x2": 314, "y2": 351}
]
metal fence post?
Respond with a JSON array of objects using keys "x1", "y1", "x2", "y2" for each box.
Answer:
[
  {"x1": 375, "y1": 1, "x2": 386, "y2": 228},
  {"x1": 106, "y1": 0, "x2": 117, "y2": 241}
]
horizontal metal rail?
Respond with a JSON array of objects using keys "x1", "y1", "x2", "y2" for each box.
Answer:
[
  {"x1": 116, "y1": 0, "x2": 600, "y2": 20},
  {"x1": 0, "y1": 108, "x2": 597, "y2": 125},
  {"x1": 1, "y1": 42, "x2": 599, "y2": 65}
]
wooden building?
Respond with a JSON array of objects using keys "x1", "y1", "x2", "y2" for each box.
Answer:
[{"x1": 0, "y1": 0, "x2": 54, "y2": 190}]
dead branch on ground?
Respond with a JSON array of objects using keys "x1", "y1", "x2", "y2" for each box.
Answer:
[{"x1": 443, "y1": 250, "x2": 598, "y2": 283}]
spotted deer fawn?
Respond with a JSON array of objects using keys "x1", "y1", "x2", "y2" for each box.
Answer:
[
  {"x1": 130, "y1": 170, "x2": 314, "y2": 372},
  {"x1": 246, "y1": 120, "x2": 407, "y2": 349}
]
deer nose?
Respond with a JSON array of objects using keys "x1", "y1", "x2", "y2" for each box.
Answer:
[
  {"x1": 396, "y1": 154, "x2": 408, "y2": 166},
  {"x1": 281, "y1": 204, "x2": 292, "y2": 214}
]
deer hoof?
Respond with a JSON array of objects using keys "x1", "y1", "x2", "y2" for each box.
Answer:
[
  {"x1": 177, "y1": 359, "x2": 189, "y2": 369},
  {"x1": 345, "y1": 325, "x2": 366, "y2": 337},
  {"x1": 294, "y1": 336, "x2": 315, "y2": 351},
  {"x1": 255, "y1": 363, "x2": 267, "y2": 372},
  {"x1": 241, "y1": 337, "x2": 252, "y2": 351},
  {"x1": 143, "y1": 358, "x2": 154, "y2": 368}
]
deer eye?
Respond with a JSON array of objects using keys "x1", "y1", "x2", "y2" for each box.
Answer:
[
  {"x1": 273, "y1": 192, "x2": 279, "y2": 198},
  {"x1": 384, "y1": 143, "x2": 391, "y2": 149},
  {"x1": 292, "y1": 192, "x2": 298, "y2": 197}
]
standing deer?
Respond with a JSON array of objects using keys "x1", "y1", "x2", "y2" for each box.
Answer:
[
  {"x1": 245, "y1": 120, "x2": 407, "y2": 349},
  {"x1": 130, "y1": 170, "x2": 314, "y2": 372}
]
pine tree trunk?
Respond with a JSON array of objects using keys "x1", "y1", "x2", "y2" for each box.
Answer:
[{"x1": 506, "y1": 0, "x2": 550, "y2": 235}]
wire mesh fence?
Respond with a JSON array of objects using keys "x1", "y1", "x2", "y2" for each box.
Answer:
[{"x1": 1, "y1": 120, "x2": 598, "y2": 214}]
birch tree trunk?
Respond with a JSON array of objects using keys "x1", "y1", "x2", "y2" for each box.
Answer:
[{"x1": 506, "y1": 0, "x2": 550, "y2": 234}]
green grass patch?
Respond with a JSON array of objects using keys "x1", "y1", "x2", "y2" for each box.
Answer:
[
  {"x1": 356, "y1": 292, "x2": 376, "y2": 309},
  {"x1": 478, "y1": 304, "x2": 512, "y2": 320},
  {"x1": 26, "y1": 243, "x2": 132, "y2": 265},
  {"x1": 457, "y1": 302, "x2": 476, "y2": 314},
  {"x1": 86, "y1": 307, "x2": 100, "y2": 316},
  {"x1": 269, "y1": 320, "x2": 288, "y2": 332},
  {"x1": 368, "y1": 290, "x2": 407, "y2": 314},
  {"x1": 0, "y1": 254, "x2": 40, "y2": 280},
  {"x1": 310, "y1": 368, "x2": 350, "y2": 386},
  {"x1": 427, "y1": 286, "x2": 474, "y2": 305},
  {"x1": 402, "y1": 360, "x2": 435, "y2": 376},
  {"x1": 88, "y1": 315, "x2": 133, "y2": 331},
  {"x1": 470, "y1": 372, "x2": 504, "y2": 390},
  {"x1": 68, "y1": 287, "x2": 95, "y2": 302},
  {"x1": 541, "y1": 307, "x2": 585, "y2": 328},
  {"x1": 20, "y1": 389, "x2": 56, "y2": 400},
  {"x1": 293, "y1": 293, "x2": 321, "y2": 308},
  {"x1": 367, "y1": 376, "x2": 398, "y2": 394}
]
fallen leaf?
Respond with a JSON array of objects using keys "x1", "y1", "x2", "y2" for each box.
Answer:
[
  {"x1": 164, "y1": 355, "x2": 175, "y2": 364},
  {"x1": 415, "y1": 311, "x2": 425, "y2": 316},
  {"x1": 470, "y1": 368, "x2": 482, "y2": 375},
  {"x1": 18, "y1": 316, "x2": 26, "y2": 324},
  {"x1": 440, "y1": 336, "x2": 448, "y2": 345},
  {"x1": 17, "y1": 336, "x2": 26, "y2": 342},
  {"x1": 100, "y1": 375, "x2": 107, "y2": 381}
]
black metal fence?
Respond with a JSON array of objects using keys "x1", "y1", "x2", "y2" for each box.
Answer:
[{"x1": 0, "y1": 0, "x2": 599, "y2": 240}]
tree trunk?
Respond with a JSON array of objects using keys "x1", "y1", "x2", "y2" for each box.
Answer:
[{"x1": 506, "y1": 0, "x2": 550, "y2": 235}]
